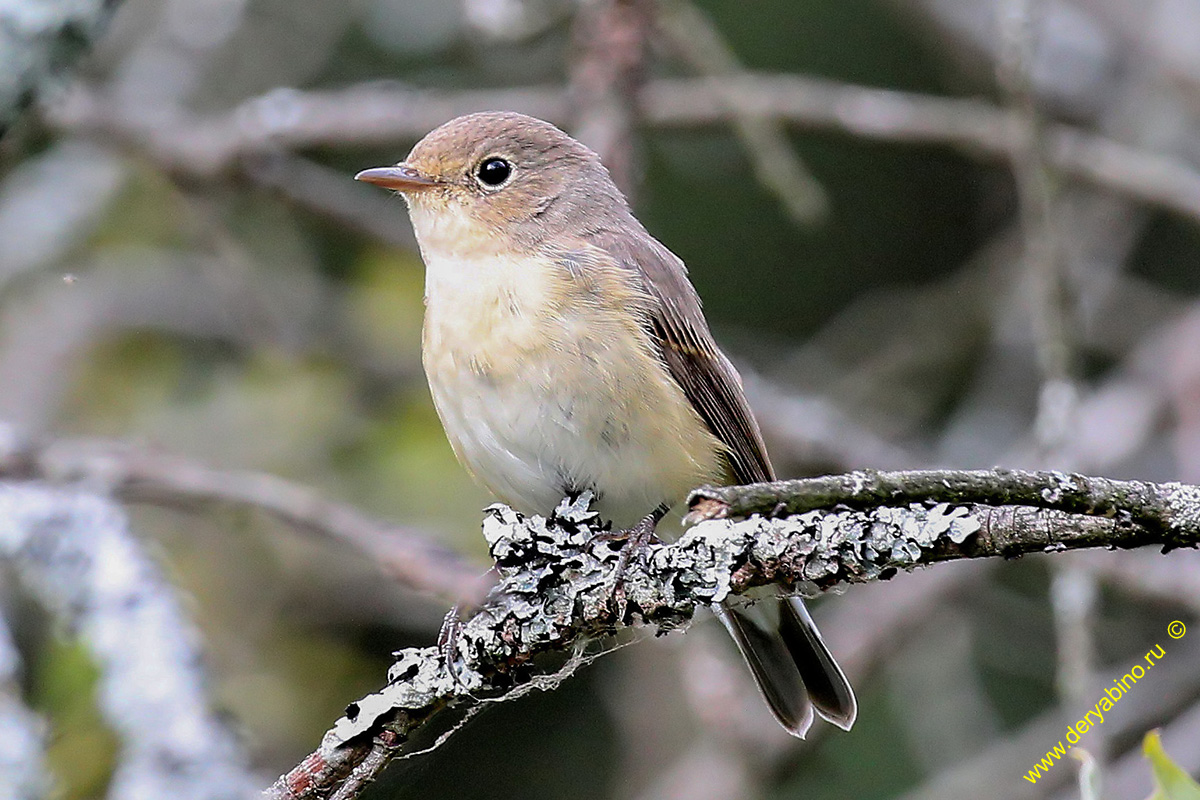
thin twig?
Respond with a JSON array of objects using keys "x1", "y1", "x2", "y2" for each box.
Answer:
[
  {"x1": 996, "y1": 0, "x2": 1098, "y2": 746},
  {"x1": 997, "y1": 0, "x2": 1078, "y2": 456},
  {"x1": 326, "y1": 731, "x2": 399, "y2": 800},
  {"x1": 241, "y1": 152, "x2": 417, "y2": 250}
]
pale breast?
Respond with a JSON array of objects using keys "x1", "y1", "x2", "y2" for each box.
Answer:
[{"x1": 420, "y1": 248, "x2": 725, "y2": 527}]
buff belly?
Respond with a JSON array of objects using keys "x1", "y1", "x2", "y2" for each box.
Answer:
[{"x1": 420, "y1": 249, "x2": 724, "y2": 528}]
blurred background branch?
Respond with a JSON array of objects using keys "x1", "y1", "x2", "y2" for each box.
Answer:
[
  {"x1": 0, "y1": 484, "x2": 258, "y2": 799},
  {"x1": 0, "y1": 0, "x2": 124, "y2": 132},
  {"x1": 0, "y1": 429, "x2": 489, "y2": 603},
  {"x1": 40, "y1": 76, "x2": 1200, "y2": 224}
]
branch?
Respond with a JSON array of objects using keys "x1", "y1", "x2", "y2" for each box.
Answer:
[
  {"x1": 643, "y1": 76, "x2": 1200, "y2": 224},
  {"x1": 687, "y1": 469, "x2": 1200, "y2": 542},
  {"x1": 566, "y1": 0, "x2": 650, "y2": 196},
  {"x1": 0, "y1": 483, "x2": 258, "y2": 799},
  {"x1": 0, "y1": 0, "x2": 123, "y2": 131},
  {"x1": 265, "y1": 470, "x2": 1200, "y2": 799},
  {"x1": 653, "y1": 0, "x2": 829, "y2": 223},
  {"x1": 0, "y1": 428, "x2": 489, "y2": 604},
  {"x1": 241, "y1": 152, "x2": 418, "y2": 250},
  {"x1": 42, "y1": 75, "x2": 1200, "y2": 225}
]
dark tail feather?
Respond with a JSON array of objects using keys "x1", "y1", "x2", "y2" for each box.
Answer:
[
  {"x1": 716, "y1": 601, "x2": 814, "y2": 736},
  {"x1": 778, "y1": 597, "x2": 856, "y2": 730},
  {"x1": 714, "y1": 597, "x2": 856, "y2": 737}
]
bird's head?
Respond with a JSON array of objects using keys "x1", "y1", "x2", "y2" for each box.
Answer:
[{"x1": 356, "y1": 111, "x2": 629, "y2": 257}]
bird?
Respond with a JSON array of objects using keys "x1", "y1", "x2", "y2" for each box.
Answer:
[{"x1": 355, "y1": 111, "x2": 856, "y2": 737}]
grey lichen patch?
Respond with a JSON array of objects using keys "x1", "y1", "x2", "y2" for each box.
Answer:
[
  {"x1": 655, "y1": 515, "x2": 756, "y2": 605},
  {"x1": 450, "y1": 497, "x2": 704, "y2": 694},
  {"x1": 922, "y1": 503, "x2": 981, "y2": 544},
  {"x1": 471, "y1": 495, "x2": 624, "y2": 650},
  {"x1": 1038, "y1": 471, "x2": 1079, "y2": 504},
  {"x1": 1163, "y1": 482, "x2": 1200, "y2": 542},
  {"x1": 721, "y1": 502, "x2": 985, "y2": 589},
  {"x1": 331, "y1": 646, "x2": 454, "y2": 744}
]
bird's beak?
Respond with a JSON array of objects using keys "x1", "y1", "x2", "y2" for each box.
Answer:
[{"x1": 354, "y1": 163, "x2": 440, "y2": 192}]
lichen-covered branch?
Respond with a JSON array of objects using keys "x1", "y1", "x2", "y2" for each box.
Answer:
[
  {"x1": 265, "y1": 471, "x2": 1200, "y2": 799},
  {"x1": 0, "y1": 483, "x2": 258, "y2": 800},
  {"x1": 688, "y1": 469, "x2": 1200, "y2": 549},
  {"x1": 0, "y1": 0, "x2": 123, "y2": 131}
]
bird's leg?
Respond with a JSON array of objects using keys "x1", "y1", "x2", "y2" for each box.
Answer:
[
  {"x1": 610, "y1": 505, "x2": 668, "y2": 580},
  {"x1": 437, "y1": 603, "x2": 466, "y2": 687},
  {"x1": 437, "y1": 566, "x2": 498, "y2": 687},
  {"x1": 592, "y1": 504, "x2": 669, "y2": 607}
]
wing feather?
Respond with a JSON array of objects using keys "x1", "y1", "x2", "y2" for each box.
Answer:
[{"x1": 580, "y1": 229, "x2": 775, "y2": 486}]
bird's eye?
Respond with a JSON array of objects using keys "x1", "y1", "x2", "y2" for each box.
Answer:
[{"x1": 476, "y1": 157, "x2": 512, "y2": 187}]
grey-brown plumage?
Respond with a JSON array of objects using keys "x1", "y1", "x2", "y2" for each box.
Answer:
[
  {"x1": 579, "y1": 221, "x2": 856, "y2": 736},
  {"x1": 355, "y1": 111, "x2": 856, "y2": 737}
]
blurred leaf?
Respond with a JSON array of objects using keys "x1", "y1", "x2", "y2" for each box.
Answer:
[
  {"x1": 30, "y1": 636, "x2": 118, "y2": 799},
  {"x1": 1145, "y1": 730, "x2": 1200, "y2": 800}
]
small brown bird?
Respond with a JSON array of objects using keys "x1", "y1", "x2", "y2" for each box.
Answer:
[{"x1": 356, "y1": 111, "x2": 855, "y2": 737}]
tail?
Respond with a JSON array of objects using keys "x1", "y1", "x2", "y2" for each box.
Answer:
[{"x1": 714, "y1": 596, "x2": 856, "y2": 738}]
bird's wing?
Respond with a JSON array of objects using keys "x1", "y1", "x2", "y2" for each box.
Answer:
[
  {"x1": 563, "y1": 233, "x2": 855, "y2": 739},
  {"x1": 579, "y1": 229, "x2": 775, "y2": 486}
]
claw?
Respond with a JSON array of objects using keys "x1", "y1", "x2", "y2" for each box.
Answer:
[{"x1": 438, "y1": 603, "x2": 465, "y2": 687}]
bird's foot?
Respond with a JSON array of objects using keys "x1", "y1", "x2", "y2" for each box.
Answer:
[{"x1": 590, "y1": 506, "x2": 668, "y2": 612}]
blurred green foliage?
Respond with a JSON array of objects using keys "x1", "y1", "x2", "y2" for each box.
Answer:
[
  {"x1": 29, "y1": 638, "x2": 118, "y2": 799},
  {"x1": 1145, "y1": 730, "x2": 1200, "y2": 800}
]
